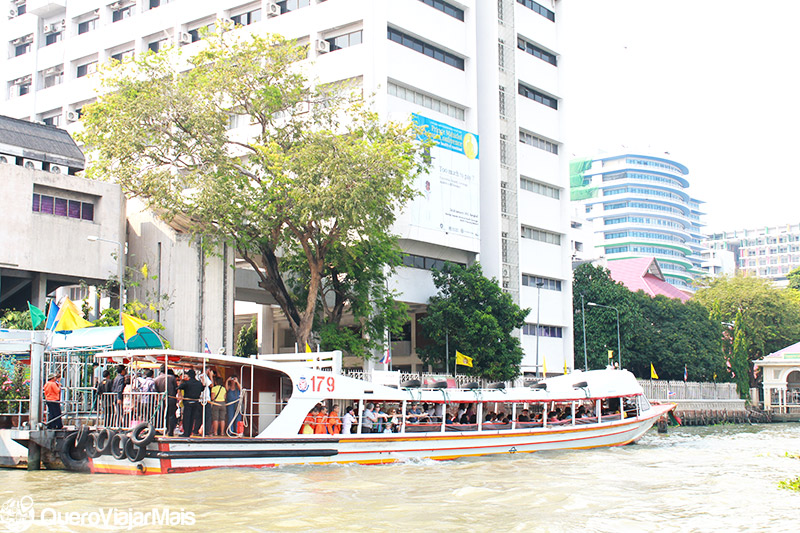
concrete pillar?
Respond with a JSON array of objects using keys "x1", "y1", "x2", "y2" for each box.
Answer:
[
  {"x1": 258, "y1": 305, "x2": 274, "y2": 355},
  {"x1": 27, "y1": 331, "x2": 44, "y2": 470},
  {"x1": 30, "y1": 273, "x2": 48, "y2": 309}
]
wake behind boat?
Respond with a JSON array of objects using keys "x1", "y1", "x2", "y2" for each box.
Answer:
[{"x1": 83, "y1": 350, "x2": 674, "y2": 475}]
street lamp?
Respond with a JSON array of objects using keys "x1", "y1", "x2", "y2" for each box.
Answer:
[
  {"x1": 88, "y1": 235, "x2": 124, "y2": 314},
  {"x1": 535, "y1": 280, "x2": 544, "y2": 378},
  {"x1": 587, "y1": 302, "x2": 621, "y2": 370}
]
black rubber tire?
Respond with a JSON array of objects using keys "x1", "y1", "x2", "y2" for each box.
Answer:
[
  {"x1": 60, "y1": 432, "x2": 88, "y2": 471},
  {"x1": 75, "y1": 425, "x2": 89, "y2": 449},
  {"x1": 110, "y1": 433, "x2": 128, "y2": 460},
  {"x1": 95, "y1": 428, "x2": 113, "y2": 456},
  {"x1": 130, "y1": 422, "x2": 156, "y2": 447},
  {"x1": 85, "y1": 432, "x2": 103, "y2": 458},
  {"x1": 124, "y1": 437, "x2": 147, "y2": 462}
]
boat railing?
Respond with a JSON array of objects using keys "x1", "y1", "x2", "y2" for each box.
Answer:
[{"x1": 98, "y1": 391, "x2": 166, "y2": 432}]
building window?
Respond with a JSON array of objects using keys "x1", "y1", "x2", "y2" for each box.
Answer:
[
  {"x1": 42, "y1": 115, "x2": 61, "y2": 127},
  {"x1": 44, "y1": 31, "x2": 63, "y2": 46},
  {"x1": 325, "y1": 29, "x2": 362, "y2": 52},
  {"x1": 149, "y1": 0, "x2": 171, "y2": 8},
  {"x1": 277, "y1": 0, "x2": 311, "y2": 13},
  {"x1": 387, "y1": 27, "x2": 464, "y2": 70},
  {"x1": 522, "y1": 324, "x2": 563, "y2": 337},
  {"x1": 520, "y1": 176, "x2": 559, "y2": 199},
  {"x1": 14, "y1": 41, "x2": 32, "y2": 56},
  {"x1": 188, "y1": 23, "x2": 214, "y2": 43},
  {"x1": 110, "y1": 49, "x2": 134, "y2": 62},
  {"x1": 519, "y1": 130, "x2": 558, "y2": 154},
  {"x1": 417, "y1": 0, "x2": 464, "y2": 21},
  {"x1": 387, "y1": 81, "x2": 466, "y2": 121},
  {"x1": 76, "y1": 61, "x2": 97, "y2": 78},
  {"x1": 9, "y1": 76, "x2": 32, "y2": 97},
  {"x1": 112, "y1": 5, "x2": 134, "y2": 23},
  {"x1": 148, "y1": 38, "x2": 169, "y2": 53},
  {"x1": 78, "y1": 18, "x2": 99, "y2": 35},
  {"x1": 42, "y1": 67, "x2": 64, "y2": 89},
  {"x1": 518, "y1": 82, "x2": 557, "y2": 109},
  {"x1": 231, "y1": 8, "x2": 261, "y2": 26},
  {"x1": 402, "y1": 254, "x2": 464, "y2": 271},
  {"x1": 517, "y1": 0, "x2": 555, "y2": 22},
  {"x1": 33, "y1": 193, "x2": 94, "y2": 221},
  {"x1": 520, "y1": 225, "x2": 561, "y2": 245},
  {"x1": 517, "y1": 37, "x2": 557, "y2": 66},
  {"x1": 521, "y1": 275, "x2": 561, "y2": 291}
]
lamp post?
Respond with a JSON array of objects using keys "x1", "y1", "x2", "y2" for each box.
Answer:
[
  {"x1": 581, "y1": 294, "x2": 588, "y2": 371},
  {"x1": 88, "y1": 235, "x2": 124, "y2": 314},
  {"x1": 587, "y1": 302, "x2": 621, "y2": 369},
  {"x1": 535, "y1": 280, "x2": 544, "y2": 378}
]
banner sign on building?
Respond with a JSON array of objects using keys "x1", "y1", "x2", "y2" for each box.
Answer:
[{"x1": 410, "y1": 114, "x2": 480, "y2": 241}]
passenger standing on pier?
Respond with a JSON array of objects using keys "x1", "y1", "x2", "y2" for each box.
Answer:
[
  {"x1": 43, "y1": 373, "x2": 63, "y2": 429},
  {"x1": 178, "y1": 369, "x2": 203, "y2": 437},
  {"x1": 111, "y1": 365, "x2": 127, "y2": 427}
]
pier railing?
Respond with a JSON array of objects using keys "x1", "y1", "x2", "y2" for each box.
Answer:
[{"x1": 638, "y1": 380, "x2": 739, "y2": 401}]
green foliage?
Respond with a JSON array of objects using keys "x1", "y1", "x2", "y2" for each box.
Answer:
[
  {"x1": 778, "y1": 477, "x2": 800, "y2": 492},
  {"x1": 0, "y1": 361, "x2": 29, "y2": 412},
  {"x1": 788, "y1": 266, "x2": 800, "y2": 291},
  {"x1": 573, "y1": 263, "x2": 724, "y2": 381},
  {"x1": 234, "y1": 317, "x2": 259, "y2": 358},
  {"x1": 418, "y1": 263, "x2": 529, "y2": 381},
  {"x1": 694, "y1": 275, "x2": 800, "y2": 394},
  {"x1": 0, "y1": 310, "x2": 32, "y2": 330},
  {"x1": 79, "y1": 29, "x2": 429, "y2": 350}
]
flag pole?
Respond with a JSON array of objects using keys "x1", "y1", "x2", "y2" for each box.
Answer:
[{"x1": 445, "y1": 330, "x2": 449, "y2": 376}]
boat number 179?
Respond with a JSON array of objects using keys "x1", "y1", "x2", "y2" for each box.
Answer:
[{"x1": 310, "y1": 375, "x2": 335, "y2": 392}]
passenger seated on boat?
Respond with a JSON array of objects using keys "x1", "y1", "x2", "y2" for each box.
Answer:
[
  {"x1": 315, "y1": 406, "x2": 329, "y2": 434},
  {"x1": 327, "y1": 406, "x2": 342, "y2": 435},
  {"x1": 548, "y1": 408, "x2": 562, "y2": 423},
  {"x1": 385, "y1": 408, "x2": 400, "y2": 433},
  {"x1": 485, "y1": 412, "x2": 496, "y2": 422},
  {"x1": 300, "y1": 406, "x2": 318, "y2": 435},
  {"x1": 460, "y1": 405, "x2": 476, "y2": 424},
  {"x1": 457, "y1": 403, "x2": 467, "y2": 421},
  {"x1": 518, "y1": 409, "x2": 531, "y2": 422},
  {"x1": 407, "y1": 403, "x2": 424, "y2": 423},
  {"x1": 342, "y1": 406, "x2": 356, "y2": 434},
  {"x1": 559, "y1": 407, "x2": 572, "y2": 421}
]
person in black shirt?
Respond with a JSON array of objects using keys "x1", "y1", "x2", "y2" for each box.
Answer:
[{"x1": 178, "y1": 369, "x2": 203, "y2": 437}]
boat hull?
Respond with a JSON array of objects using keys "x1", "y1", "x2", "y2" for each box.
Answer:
[{"x1": 89, "y1": 404, "x2": 674, "y2": 475}]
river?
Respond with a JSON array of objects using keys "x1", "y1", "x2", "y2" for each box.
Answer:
[{"x1": 2, "y1": 423, "x2": 800, "y2": 532}]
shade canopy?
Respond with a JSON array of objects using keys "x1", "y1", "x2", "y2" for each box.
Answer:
[{"x1": 49, "y1": 326, "x2": 164, "y2": 350}]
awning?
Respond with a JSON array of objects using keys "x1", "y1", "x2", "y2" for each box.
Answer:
[{"x1": 49, "y1": 326, "x2": 164, "y2": 351}]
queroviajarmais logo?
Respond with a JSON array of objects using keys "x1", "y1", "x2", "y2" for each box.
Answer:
[
  {"x1": 0, "y1": 496, "x2": 34, "y2": 533},
  {"x1": 296, "y1": 376, "x2": 309, "y2": 393}
]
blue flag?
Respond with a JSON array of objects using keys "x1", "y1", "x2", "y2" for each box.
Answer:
[{"x1": 45, "y1": 302, "x2": 60, "y2": 331}]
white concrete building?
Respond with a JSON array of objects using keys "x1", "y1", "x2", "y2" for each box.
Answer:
[{"x1": 2, "y1": 0, "x2": 572, "y2": 375}]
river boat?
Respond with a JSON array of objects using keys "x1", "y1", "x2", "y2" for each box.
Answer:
[{"x1": 83, "y1": 349, "x2": 675, "y2": 475}]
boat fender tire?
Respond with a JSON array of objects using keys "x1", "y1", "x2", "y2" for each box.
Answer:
[
  {"x1": 95, "y1": 428, "x2": 113, "y2": 456},
  {"x1": 59, "y1": 432, "x2": 88, "y2": 471},
  {"x1": 110, "y1": 433, "x2": 129, "y2": 461},
  {"x1": 74, "y1": 425, "x2": 90, "y2": 449},
  {"x1": 85, "y1": 432, "x2": 103, "y2": 458},
  {"x1": 124, "y1": 437, "x2": 147, "y2": 462},
  {"x1": 130, "y1": 422, "x2": 156, "y2": 447}
]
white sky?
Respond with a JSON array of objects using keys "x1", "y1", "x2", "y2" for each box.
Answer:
[{"x1": 560, "y1": 1, "x2": 800, "y2": 233}]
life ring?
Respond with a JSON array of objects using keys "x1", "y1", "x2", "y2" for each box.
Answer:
[
  {"x1": 110, "y1": 433, "x2": 129, "y2": 460},
  {"x1": 75, "y1": 425, "x2": 90, "y2": 449},
  {"x1": 59, "y1": 432, "x2": 88, "y2": 471},
  {"x1": 95, "y1": 428, "x2": 113, "y2": 455},
  {"x1": 124, "y1": 437, "x2": 147, "y2": 462},
  {"x1": 130, "y1": 422, "x2": 156, "y2": 447}
]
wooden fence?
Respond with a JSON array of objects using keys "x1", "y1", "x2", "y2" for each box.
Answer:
[{"x1": 638, "y1": 379, "x2": 739, "y2": 401}]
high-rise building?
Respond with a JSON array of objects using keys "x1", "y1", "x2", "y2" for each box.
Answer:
[
  {"x1": 2, "y1": 0, "x2": 572, "y2": 375},
  {"x1": 571, "y1": 153, "x2": 706, "y2": 292},
  {"x1": 702, "y1": 224, "x2": 800, "y2": 285}
]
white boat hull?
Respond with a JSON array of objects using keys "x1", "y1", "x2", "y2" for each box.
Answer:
[{"x1": 90, "y1": 404, "x2": 673, "y2": 475}]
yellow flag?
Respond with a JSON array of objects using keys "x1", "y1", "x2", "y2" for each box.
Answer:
[
  {"x1": 608, "y1": 349, "x2": 614, "y2": 360},
  {"x1": 455, "y1": 350, "x2": 472, "y2": 367},
  {"x1": 564, "y1": 359, "x2": 568, "y2": 375},
  {"x1": 305, "y1": 342, "x2": 312, "y2": 353},
  {"x1": 543, "y1": 356, "x2": 547, "y2": 376},
  {"x1": 54, "y1": 298, "x2": 93, "y2": 331},
  {"x1": 121, "y1": 313, "x2": 152, "y2": 342},
  {"x1": 650, "y1": 363, "x2": 659, "y2": 380}
]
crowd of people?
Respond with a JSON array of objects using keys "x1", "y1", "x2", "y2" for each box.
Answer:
[{"x1": 95, "y1": 364, "x2": 245, "y2": 438}]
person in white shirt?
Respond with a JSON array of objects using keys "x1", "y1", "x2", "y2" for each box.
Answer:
[{"x1": 342, "y1": 406, "x2": 357, "y2": 434}]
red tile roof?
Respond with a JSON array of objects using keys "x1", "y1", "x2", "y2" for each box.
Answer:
[{"x1": 606, "y1": 257, "x2": 691, "y2": 302}]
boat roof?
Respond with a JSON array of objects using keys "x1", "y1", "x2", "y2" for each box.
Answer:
[{"x1": 98, "y1": 349, "x2": 645, "y2": 402}]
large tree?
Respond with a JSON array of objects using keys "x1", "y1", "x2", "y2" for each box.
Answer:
[
  {"x1": 79, "y1": 29, "x2": 429, "y2": 351},
  {"x1": 694, "y1": 274, "x2": 800, "y2": 392},
  {"x1": 418, "y1": 263, "x2": 529, "y2": 381}
]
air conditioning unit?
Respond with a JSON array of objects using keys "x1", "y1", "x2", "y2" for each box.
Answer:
[
  {"x1": 11, "y1": 36, "x2": 25, "y2": 46},
  {"x1": 109, "y1": 2, "x2": 122, "y2": 10},
  {"x1": 316, "y1": 39, "x2": 330, "y2": 54},
  {"x1": 23, "y1": 159, "x2": 42, "y2": 171},
  {"x1": 178, "y1": 31, "x2": 191, "y2": 44},
  {"x1": 43, "y1": 24, "x2": 54, "y2": 33},
  {"x1": 266, "y1": 2, "x2": 280, "y2": 17},
  {"x1": 49, "y1": 164, "x2": 65, "y2": 174},
  {"x1": 10, "y1": 8, "x2": 17, "y2": 17},
  {"x1": 66, "y1": 111, "x2": 79, "y2": 122},
  {"x1": 0, "y1": 155, "x2": 10, "y2": 164},
  {"x1": 43, "y1": 66, "x2": 61, "y2": 76}
]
